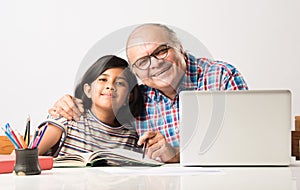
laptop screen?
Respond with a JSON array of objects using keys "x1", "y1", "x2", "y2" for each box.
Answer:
[{"x1": 179, "y1": 90, "x2": 291, "y2": 166}]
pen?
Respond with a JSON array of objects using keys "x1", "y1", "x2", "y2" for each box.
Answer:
[{"x1": 142, "y1": 139, "x2": 148, "y2": 159}]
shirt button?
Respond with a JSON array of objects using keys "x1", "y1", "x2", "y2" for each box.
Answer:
[{"x1": 175, "y1": 127, "x2": 179, "y2": 134}]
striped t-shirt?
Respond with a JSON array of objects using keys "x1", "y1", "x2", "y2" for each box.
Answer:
[{"x1": 41, "y1": 110, "x2": 139, "y2": 157}]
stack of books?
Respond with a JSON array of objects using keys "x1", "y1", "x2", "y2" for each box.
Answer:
[{"x1": 292, "y1": 116, "x2": 300, "y2": 160}]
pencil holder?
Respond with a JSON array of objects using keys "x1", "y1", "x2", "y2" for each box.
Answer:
[{"x1": 14, "y1": 148, "x2": 41, "y2": 176}]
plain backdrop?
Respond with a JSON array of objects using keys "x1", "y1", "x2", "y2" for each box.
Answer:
[{"x1": 0, "y1": 0, "x2": 299, "y2": 133}]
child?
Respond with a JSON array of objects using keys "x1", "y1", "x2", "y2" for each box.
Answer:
[{"x1": 37, "y1": 55, "x2": 143, "y2": 157}]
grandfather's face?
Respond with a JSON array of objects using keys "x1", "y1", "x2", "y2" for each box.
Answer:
[{"x1": 126, "y1": 26, "x2": 186, "y2": 94}]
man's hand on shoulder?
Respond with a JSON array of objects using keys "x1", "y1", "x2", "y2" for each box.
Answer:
[{"x1": 48, "y1": 94, "x2": 84, "y2": 121}]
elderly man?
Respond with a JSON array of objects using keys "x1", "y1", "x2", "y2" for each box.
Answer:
[{"x1": 49, "y1": 23, "x2": 248, "y2": 163}]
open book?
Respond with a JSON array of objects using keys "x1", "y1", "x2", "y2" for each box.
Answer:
[{"x1": 53, "y1": 148, "x2": 163, "y2": 167}]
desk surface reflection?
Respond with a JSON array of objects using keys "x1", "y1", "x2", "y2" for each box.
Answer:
[{"x1": 1, "y1": 160, "x2": 300, "y2": 190}]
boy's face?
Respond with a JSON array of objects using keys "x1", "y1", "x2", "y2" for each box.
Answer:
[{"x1": 84, "y1": 68, "x2": 130, "y2": 114}]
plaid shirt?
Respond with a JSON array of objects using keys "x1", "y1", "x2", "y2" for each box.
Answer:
[{"x1": 133, "y1": 53, "x2": 248, "y2": 147}]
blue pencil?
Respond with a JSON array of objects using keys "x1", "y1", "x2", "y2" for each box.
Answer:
[
  {"x1": 5, "y1": 123, "x2": 23, "y2": 149},
  {"x1": 1, "y1": 127, "x2": 20, "y2": 149}
]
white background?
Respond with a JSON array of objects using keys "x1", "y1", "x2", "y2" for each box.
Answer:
[{"x1": 0, "y1": 0, "x2": 299, "y2": 133}]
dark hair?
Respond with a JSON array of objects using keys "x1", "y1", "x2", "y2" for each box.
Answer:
[{"x1": 74, "y1": 55, "x2": 143, "y2": 124}]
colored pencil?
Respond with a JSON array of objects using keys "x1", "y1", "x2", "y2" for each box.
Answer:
[
  {"x1": 32, "y1": 123, "x2": 48, "y2": 148},
  {"x1": 1, "y1": 127, "x2": 20, "y2": 149},
  {"x1": 5, "y1": 123, "x2": 23, "y2": 149},
  {"x1": 24, "y1": 115, "x2": 31, "y2": 146}
]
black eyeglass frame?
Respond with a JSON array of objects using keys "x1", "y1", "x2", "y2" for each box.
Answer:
[{"x1": 132, "y1": 44, "x2": 172, "y2": 70}]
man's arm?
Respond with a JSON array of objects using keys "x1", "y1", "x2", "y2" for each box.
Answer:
[{"x1": 48, "y1": 94, "x2": 84, "y2": 121}]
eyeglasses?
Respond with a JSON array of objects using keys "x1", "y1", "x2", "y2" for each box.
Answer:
[{"x1": 132, "y1": 44, "x2": 171, "y2": 70}]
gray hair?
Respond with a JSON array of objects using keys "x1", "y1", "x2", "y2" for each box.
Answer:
[{"x1": 126, "y1": 23, "x2": 182, "y2": 49}]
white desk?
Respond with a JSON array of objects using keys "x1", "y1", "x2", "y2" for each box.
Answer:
[{"x1": 1, "y1": 161, "x2": 300, "y2": 190}]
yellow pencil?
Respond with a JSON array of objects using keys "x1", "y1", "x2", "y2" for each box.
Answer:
[
  {"x1": 16, "y1": 132, "x2": 27, "y2": 149},
  {"x1": 24, "y1": 115, "x2": 30, "y2": 146}
]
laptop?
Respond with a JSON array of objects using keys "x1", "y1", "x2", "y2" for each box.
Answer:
[{"x1": 179, "y1": 90, "x2": 292, "y2": 166}]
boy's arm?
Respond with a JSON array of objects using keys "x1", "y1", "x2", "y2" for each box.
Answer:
[{"x1": 37, "y1": 123, "x2": 63, "y2": 156}]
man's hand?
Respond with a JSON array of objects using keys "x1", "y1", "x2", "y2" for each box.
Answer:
[
  {"x1": 138, "y1": 131, "x2": 180, "y2": 163},
  {"x1": 48, "y1": 94, "x2": 84, "y2": 121}
]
